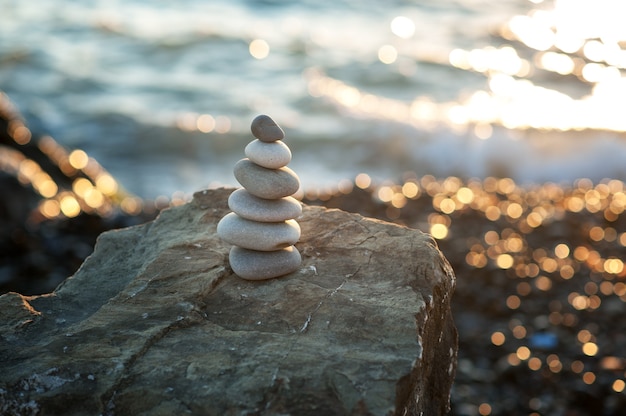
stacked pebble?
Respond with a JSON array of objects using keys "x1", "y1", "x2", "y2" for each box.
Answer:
[{"x1": 217, "y1": 115, "x2": 302, "y2": 280}]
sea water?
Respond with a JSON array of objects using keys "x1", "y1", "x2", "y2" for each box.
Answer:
[{"x1": 1, "y1": 0, "x2": 626, "y2": 198}]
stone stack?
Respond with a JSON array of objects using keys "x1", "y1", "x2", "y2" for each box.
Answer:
[{"x1": 217, "y1": 115, "x2": 302, "y2": 280}]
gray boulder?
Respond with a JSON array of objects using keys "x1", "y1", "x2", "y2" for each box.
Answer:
[{"x1": 0, "y1": 188, "x2": 457, "y2": 415}]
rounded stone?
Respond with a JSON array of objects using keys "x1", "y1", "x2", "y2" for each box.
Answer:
[
  {"x1": 229, "y1": 245, "x2": 301, "y2": 280},
  {"x1": 245, "y1": 139, "x2": 292, "y2": 169},
  {"x1": 217, "y1": 212, "x2": 300, "y2": 251},
  {"x1": 251, "y1": 114, "x2": 285, "y2": 142},
  {"x1": 233, "y1": 159, "x2": 300, "y2": 200},
  {"x1": 228, "y1": 188, "x2": 302, "y2": 222}
]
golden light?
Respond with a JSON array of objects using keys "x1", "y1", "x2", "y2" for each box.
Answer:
[
  {"x1": 573, "y1": 246, "x2": 589, "y2": 261},
  {"x1": 582, "y1": 372, "x2": 596, "y2": 385},
  {"x1": 577, "y1": 329, "x2": 593, "y2": 344},
  {"x1": 491, "y1": 331, "x2": 506, "y2": 346},
  {"x1": 377, "y1": 186, "x2": 393, "y2": 202},
  {"x1": 571, "y1": 295, "x2": 588, "y2": 310},
  {"x1": 484, "y1": 230, "x2": 499, "y2": 245},
  {"x1": 560, "y1": 265, "x2": 575, "y2": 279},
  {"x1": 121, "y1": 197, "x2": 142, "y2": 215},
  {"x1": 535, "y1": 275, "x2": 552, "y2": 291},
  {"x1": 506, "y1": 203, "x2": 523, "y2": 219},
  {"x1": 355, "y1": 173, "x2": 371, "y2": 189},
  {"x1": 506, "y1": 295, "x2": 521, "y2": 309},
  {"x1": 390, "y1": 192, "x2": 406, "y2": 209},
  {"x1": 456, "y1": 187, "x2": 474, "y2": 204},
  {"x1": 496, "y1": 253, "x2": 514, "y2": 269},
  {"x1": 8, "y1": 120, "x2": 32, "y2": 145},
  {"x1": 613, "y1": 380, "x2": 626, "y2": 393},
  {"x1": 430, "y1": 223, "x2": 448, "y2": 240},
  {"x1": 249, "y1": 39, "x2": 270, "y2": 60},
  {"x1": 528, "y1": 357, "x2": 542, "y2": 371},
  {"x1": 401, "y1": 181, "x2": 419, "y2": 198},
  {"x1": 604, "y1": 258, "x2": 624, "y2": 274},
  {"x1": 554, "y1": 243, "x2": 570, "y2": 258},
  {"x1": 96, "y1": 173, "x2": 118, "y2": 196},
  {"x1": 485, "y1": 206, "x2": 501, "y2": 221},
  {"x1": 60, "y1": 195, "x2": 81, "y2": 218},
  {"x1": 547, "y1": 355, "x2": 562, "y2": 373},
  {"x1": 68, "y1": 150, "x2": 89, "y2": 170},
  {"x1": 478, "y1": 403, "x2": 492, "y2": 416},
  {"x1": 526, "y1": 212, "x2": 543, "y2": 228},
  {"x1": 390, "y1": 16, "x2": 415, "y2": 39},
  {"x1": 506, "y1": 236, "x2": 524, "y2": 252},
  {"x1": 18, "y1": 159, "x2": 38, "y2": 179},
  {"x1": 378, "y1": 45, "x2": 398, "y2": 64},
  {"x1": 507, "y1": 353, "x2": 521, "y2": 366},
  {"x1": 537, "y1": 51, "x2": 575, "y2": 75},
  {"x1": 516, "y1": 346, "x2": 531, "y2": 361},
  {"x1": 439, "y1": 198, "x2": 456, "y2": 214},
  {"x1": 84, "y1": 188, "x2": 104, "y2": 209},
  {"x1": 72, "y1": 178, "x2": 93, "y2": 197},
  {"x1": 197, "y1": 114, "x2": 215, "y2": 133},
  {"x1": 37, "y1": 178, "x2": 58, "y2": 198},
  {"x1": 39, "y1": 199, "x2": 61, "y2": 219}
]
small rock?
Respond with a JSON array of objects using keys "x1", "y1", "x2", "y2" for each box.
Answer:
[
  {"x1": 228, "y1": 245, "x2": 301, "y2": 280},
  {"x1": 233, "y1": 159, "x2": 300, "y2": 200},
  {"x1": 244, "y1": 139, "x2": 292, "y2": 169},
  {"x1": 217, "y1": 212, "x2": 300, "y2": 251},
  {"x1": 228, "y1": 188, "x2": 302, "y2": 222},
  {"x1": 250, "y1": 114, "x2": 285, "y2": 142}
]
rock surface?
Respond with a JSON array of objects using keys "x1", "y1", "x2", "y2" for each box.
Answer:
[{"x1": 0, "y1": 188, "x2": 457, "y2": 416}]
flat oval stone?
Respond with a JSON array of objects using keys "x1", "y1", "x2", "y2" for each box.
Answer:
[
  {"x1": 217, "y1": 212, "x2": 300, "y2": 251},
  {"x1": 228, "y1": 188, "x2": 302, "y2": 222},
  {"x1": 251, "y1": 114, "x2": 285, "y2": 142},
  {"x1": 245, "y1": 139, "x2": 292, "y2": 169},
  {"x1": 229, "y1": 245, "x2": 301, "y2": 280},
  {"x1": 233, "y1": 159, "x2": 300, "y2": 199}
]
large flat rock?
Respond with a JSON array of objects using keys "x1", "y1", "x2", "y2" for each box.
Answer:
[{"x1": 0, "y1": 188, "x2": 457, "y2": 415}]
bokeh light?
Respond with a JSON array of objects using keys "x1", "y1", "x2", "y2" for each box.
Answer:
[{"x1": 249, "y1": 39, "x2": 270, "y2": 60}]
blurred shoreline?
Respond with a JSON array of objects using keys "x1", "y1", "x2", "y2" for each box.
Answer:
[{"x1": 4, "y1": 1, "x2": 626, "y2": 200}]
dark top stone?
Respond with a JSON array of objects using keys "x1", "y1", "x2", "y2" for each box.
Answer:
[{"x1": 251, "y1": 114, "x2": 285, "y2": 142}]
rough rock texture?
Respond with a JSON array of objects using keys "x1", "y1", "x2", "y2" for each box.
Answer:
[{"x1": 0, "y1": 188, "x2": 457, "y2": 416}]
